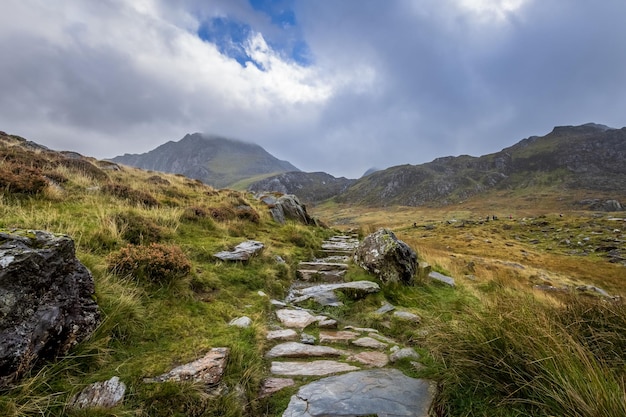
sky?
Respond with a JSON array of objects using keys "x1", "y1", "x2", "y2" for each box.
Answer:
[{"x1": 1, "y1": 0, "x2": 626, "y2": 179}]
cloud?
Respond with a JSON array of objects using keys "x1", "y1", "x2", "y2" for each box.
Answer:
[{"x1": 1, "y1": 0, "x2": 625, "y2": 178}]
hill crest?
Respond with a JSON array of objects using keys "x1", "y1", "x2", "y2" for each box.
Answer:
[{"x1": 112, "y1": 133, "x2": 299, "y2": 188}]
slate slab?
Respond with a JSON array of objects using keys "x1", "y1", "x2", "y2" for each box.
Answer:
[
  {"x1": 282, "y1": 369, "x2": 433, "y2": 417},
  {"x1": 271, "y1": 360, "x2": 359, "y2": 376},
  {"x1": 265, "y1": 342, "x2": 347, "y2": 359},
  {"x1": 214, "y1": 241, "x2": 264, "y2": 261}
]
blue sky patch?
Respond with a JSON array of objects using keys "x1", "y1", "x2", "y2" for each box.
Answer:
[
  {"x1": 197, "y1": 17, "x2": 255, "y2": 67},
  {"x1": 197, "y1": 1, "x2": 311, "y2": 68}
]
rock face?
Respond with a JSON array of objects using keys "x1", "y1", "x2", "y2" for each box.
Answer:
[
  {"x1": 0, "y1": 230, "x2": 100, "y2": 388},
  {"x1": 259, "y1": 194, "x2": 315, "y2": 225},
  {"x1": 336, "y1": 124, "x2": 626, "y2": 206},
  {"x1": 248, "y1": 171, "x2": 356, "y2": 204},
  {"x1": 354, "y1": 229, "x2": 418, "y2": 285}
]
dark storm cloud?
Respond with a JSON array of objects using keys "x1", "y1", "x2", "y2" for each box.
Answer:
[{"x1": 0, "y1": 0, "x2": 625, "y2": 178}]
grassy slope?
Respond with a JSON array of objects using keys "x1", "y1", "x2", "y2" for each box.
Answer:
[{"x1": 1, "y1": 133, "x2": 625, "y2": 416}]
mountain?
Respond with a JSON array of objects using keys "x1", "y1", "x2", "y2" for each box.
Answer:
[
  {"x1": 335, "y1": 123, "x2": 626, "y2": 206},
  {"x1": 247, "y1": 171, "x2": 356, "y2": 204},
  {"x1": 111, "y1": 133, "x2": 299, "y2": 188}
]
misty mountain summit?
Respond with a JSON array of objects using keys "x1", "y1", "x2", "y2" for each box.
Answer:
[{"x1": 111, "y1": 133, "x2": 299, "y2": 188}]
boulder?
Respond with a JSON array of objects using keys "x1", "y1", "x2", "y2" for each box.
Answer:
[
  {"x1": 0, "y1": 230, "x2": 100, "y2": 389},
  {"x1": 267, "y1": 195, "x2": 315, "y2": 225},
  {"x1": 354, "y1": 229, "x2": 418, "y2": 285}
]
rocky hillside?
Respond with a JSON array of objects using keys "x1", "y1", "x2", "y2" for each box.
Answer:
[
  {"x1": 335, "y1": 123, "x2": 626, "y2": 207},
  {"x1": 248, "y1": 171, "x2": 356, "y2": 204},
  {"x1": 111, "y1": 133, "x2": 299, "y2": 188}
]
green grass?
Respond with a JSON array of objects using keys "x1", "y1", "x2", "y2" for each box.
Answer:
[{"x1": 2, "y1": 139, "x2": 626, "y2": 416}]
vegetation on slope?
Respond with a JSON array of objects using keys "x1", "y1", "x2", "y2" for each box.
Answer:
[{"x1": 1, "y1": 130, "x2": 625, "y2": 416}]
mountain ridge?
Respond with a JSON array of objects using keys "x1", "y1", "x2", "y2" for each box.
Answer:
[
  {"x1": 111, "y1": 133, "x2": 299, "y2": 188},
  {"x1": 247, "y1": 123, "x2": 626, "y2": 207}
]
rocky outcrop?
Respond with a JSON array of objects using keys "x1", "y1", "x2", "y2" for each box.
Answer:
[
  {"x1": 214, "y1": 240, "x2": 264, "y2": 261},
  {"x1": 257, "y1": 194, "x2": 316, "y2": 225},
  {"x1": 0, "y1": 230, "x2": 100, "y2": 388},
  {"x1": 248, "y1": 171, "x2": 356, "y2": 204},
  {"x1": 354, "y1": 229, "x2": 418, "y2": 285}
]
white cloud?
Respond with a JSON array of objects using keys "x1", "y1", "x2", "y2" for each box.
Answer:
[{"x1": 455, "y1": 0, "x2": 531, "y2": 22}]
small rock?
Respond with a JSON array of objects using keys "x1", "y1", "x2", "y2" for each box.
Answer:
[
  {"x1": 390, "y1": 347, "x2": 421, "y2": 363},
  {"x1": 144, "y1": 347, "x2": 229, "y2": 386},
  {"x1": 69, "y1": 376, "x2": 126, "y2": 409},
  {"x1": 229, "y1": 316, "x2": 252, "y2": 328},
  {"x1": 300, "y1": 333, "x2": 316, "y2": 345},
  {"x1": 375, "y1": 302, "x2": 396, "y2": 314},
  {"x1": 317, "y1": 318, "x2": 338, "y2": 328},
  {"x1": 259, "y1": 378, "x2": 295, "y2": 398},
  {"x1": 393, "y1": 311, "x2": 421, "y2": 323},
  {"x1": 428, "y1": 271, "x2": 455, "y2": 287}
]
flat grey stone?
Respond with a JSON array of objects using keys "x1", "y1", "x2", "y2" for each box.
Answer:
[
  {"x1": 286, "y1": 281, "x2": 380, "y2": 305},
  {"x1": 390, "y1": 347, "x2": 421, "y2": 363},
  {"x1": 276, "y1": 309, "x2": 319, "y2": 329},
  {"x1": 267, "y1": 329, "x2": 298, "y2": 341},
  {"x1": 297, "y1": 262, "x2": 349, "y2": 271},
  {"x1": 266, "y1": 342, "x2": 348, "y2": 359},
  {"x1": 214, "y1": 241, "x2": 264, "y2": 261},
  {"x1": 229, "y1": 316, "x2": 252, "y2": 327},
  {"x1": 282, "y1": 369, "x2": 433, "y2": 416},
  {"x1": 69, "y1": 376, "x2": 126, "y2": 409},
  {"x1": 352, "y1": 337, "x2": 388, "y2": 349},
  {"x1": 393, "y1": 311, "x2": 421, "y2": 323},
  {"x1": 144, "y1": 348, "x2": 229, "y2": 385},
  {"x1": 375, "y1": 302, "x2": 396, "y2": 314},
  {"x1": 271, "y1": 361, "x2": 359, "y2": 376},
  {"x1": 259, "y1": 378, "x2": 295, "y2": 398},
  {"x1": 319, "y1": 330, "x2": 360, "y2": 343},
  {"x1": 429, "y1": 271, "x2": 455, "y2": 286},
  {"x1": 348, "y1": 351, "x2": 389, "y2": 368}
]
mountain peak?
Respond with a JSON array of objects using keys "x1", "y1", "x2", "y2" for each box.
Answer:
[{"x1": 111, "y1": 134, "x2": 299, "y2": 188}]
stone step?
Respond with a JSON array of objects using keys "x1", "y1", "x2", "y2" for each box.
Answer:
[
  {"x1": 297, "y1": 261, "x2": 349, "y2": 271},
  {"x1": 281, "y1": 369, "x2": 433, "y2": 416},
  {"x1": 317, "y1": 249, "x2": 355, "y2": 257},
  {"x1": 270, "y1": 360, "x2": 359, "y2": 376},
  {"x1": 296, "y1": 269, "x2": 346, "y2": 282}
]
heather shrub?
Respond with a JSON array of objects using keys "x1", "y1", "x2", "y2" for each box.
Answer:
[
  {"x1": 0, "y1": 163, "x2": 47, "y2": 194},
  {"x1": 107, "y1": 243, "x2": 192, "y2": 284},
  {"x1": 102, "y1": 183, "x2": 159, "y2": 207},
  {"x1": 57, "y1": 158, "x2": 108, "y2": 181},
  {"x1": 114, "y1": 211, "x2": 165, "y2": 244}
]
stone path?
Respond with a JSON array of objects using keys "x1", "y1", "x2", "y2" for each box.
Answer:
[{"x1": 262, "y1": 234, "x2": 434, "y2": 417}]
